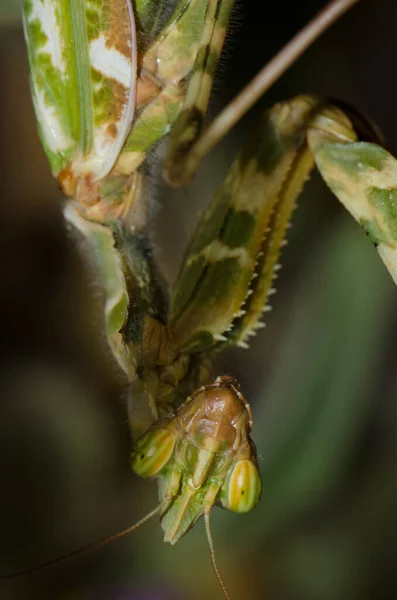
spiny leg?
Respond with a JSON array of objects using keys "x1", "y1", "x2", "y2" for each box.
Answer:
[
  {"x1": 167, "y1": 96, "x2": 356, "y2": 353},
  {"x1": 168, "y1": 91, "x2": 397, "y2": 354}
]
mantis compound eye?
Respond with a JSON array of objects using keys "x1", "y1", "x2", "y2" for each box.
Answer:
[
  {"x1": 131, "y1": 428, "x2": 176, "y2": 478},
  {"x1": 220, "y1": 459, "x2": 262, "y2": 513}
]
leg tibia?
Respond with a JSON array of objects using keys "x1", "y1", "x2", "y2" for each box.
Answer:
[
  {"x1": 169, "y1": 96, "x2": 323, "y2": 353},
  {"x1": 118, "y1": 0, "x2": 210, "y2": 174},
  {"x1": 163, "y1": 0, "x2": 235, "y2": 186}
]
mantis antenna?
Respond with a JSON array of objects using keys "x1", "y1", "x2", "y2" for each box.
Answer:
[
  {"x1": 205, "y1": 512, "x2": 231, "y2": 600},
  {"x1": 0, "y1": 499, "x2": 169, "y2": 579},
  {"x1": 2, "y1": 499, "x2": 234, "y2": 600}
]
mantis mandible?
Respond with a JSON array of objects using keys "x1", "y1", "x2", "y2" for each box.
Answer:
[{"x1": 4, "y1": 0, "x2": 397, "y2": 598}]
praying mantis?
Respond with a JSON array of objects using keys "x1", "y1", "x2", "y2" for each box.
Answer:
[{"x1": 5, "y1": 0, "x2": 397, "y2": 597}]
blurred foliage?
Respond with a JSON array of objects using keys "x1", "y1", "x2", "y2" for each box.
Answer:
[
  {"x1": 0, "y1": 1, "x2": 21, "y2": 25},
  {"x1": 1, "y1": 1, "x2": 397, "y2": 600}
]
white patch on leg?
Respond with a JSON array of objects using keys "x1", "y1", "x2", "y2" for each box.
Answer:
[
  {"x1": 33, "y1": 84, "x2": 70, "y2": 154},
  {"x1": 28, "y1": 0, "x2": 66, "y2": 73},
  {"x1": 90, "y1": 36, "x2": 132, "y2": 88}
]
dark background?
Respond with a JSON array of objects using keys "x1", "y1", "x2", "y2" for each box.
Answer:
[{"x1": 1, "y1": 1, "x2": 397, "y2": 599}]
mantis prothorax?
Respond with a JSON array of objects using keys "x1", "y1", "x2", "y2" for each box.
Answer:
[{"x1": 6, "y1": 0, "x2": 397, "y2": 598}]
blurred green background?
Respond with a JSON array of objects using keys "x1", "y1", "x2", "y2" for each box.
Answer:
[{"x1": 1, "y1": 1, "x2": 397, "y2": 599}]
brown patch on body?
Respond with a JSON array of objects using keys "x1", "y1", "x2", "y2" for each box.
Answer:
[
  {"x1": 107, "y1": 0, "x2": 134, "y2": 59},
  {"x1": 106, "y1": 122, "x2": 118, "y2": 139},
  {"x1": 58, "y1": 166, "x2": 77, "y2": 198},
  {"x1": 136, "y1": 73, "x2": 162, "y2": 108},
  {"x1": 107, "y1": 77, "x2": 130, "y2": 124},
  {"x1": 77, "y1": 173, "x2": 101, "y2": 207},
  {"x1": 60, "y1": 168, "x2": 99, "y2": 207}
]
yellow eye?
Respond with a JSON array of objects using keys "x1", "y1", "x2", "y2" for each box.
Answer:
[
  {"x1": 220, "y1": 460, "x2": 262, "y2": 513},
  {"x1": 131, "y1": 428, "x2": 176, "y2": 478}
]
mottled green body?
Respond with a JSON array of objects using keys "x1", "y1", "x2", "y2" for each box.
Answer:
[
  {"x1": 20, "y1": 0, "x2": 397, "y2": 596},
  {"x1": 22, "y1": 0, "x2": 237, "y2": 418}
]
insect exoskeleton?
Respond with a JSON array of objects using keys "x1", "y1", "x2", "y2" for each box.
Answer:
[{"x1": 131, "y1": 375, "x2": 262, "y2": 539}]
